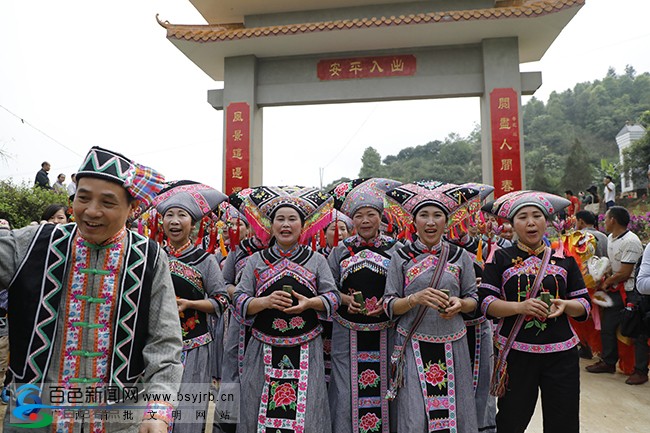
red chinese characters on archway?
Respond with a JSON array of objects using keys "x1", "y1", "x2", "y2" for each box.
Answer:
[
  {"x1": 490, "y1": 88, "x2": 522, "y2": 198},
  {"x1": 225, "y1": 102, "x2": 250, "y2": 194},
  {"x1": 317, "y1": 55, "x2": 416, "y2": 80}
]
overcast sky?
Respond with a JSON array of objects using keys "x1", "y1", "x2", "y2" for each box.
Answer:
[{"x1": 1, "y1": 0, "x2": 650, "y2": 191}]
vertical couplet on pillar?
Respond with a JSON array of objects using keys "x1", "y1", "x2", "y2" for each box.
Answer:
[
  {"x1": 490, "y1": 88, "x2": 522, "y2": 197},
  {"x1": 224, "y1": 102, "x2": 251, "y2": 194}
]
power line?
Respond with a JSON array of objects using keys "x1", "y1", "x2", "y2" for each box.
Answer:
[
  {"x1": 0, "y1": 104, "x2": 83, "y2": 157},
  {"x1": 323, "y1": 103, "x2": 379, "y2": 169}
]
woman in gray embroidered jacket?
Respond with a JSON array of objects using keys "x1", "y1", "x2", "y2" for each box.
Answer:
[
  {"x1": 152, "y1": 180, "x2": 230, "y2": 433},
  {"x1": 233, "y1": 186, "x2": 340, "y2": 433},
  {"x1": 383, "y1": 181, "x2": 480, "y2": 433}
]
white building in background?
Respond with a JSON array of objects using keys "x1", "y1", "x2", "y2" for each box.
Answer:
[{"x1": 617, "y1": 122, "x2": 646, "y2": 195}]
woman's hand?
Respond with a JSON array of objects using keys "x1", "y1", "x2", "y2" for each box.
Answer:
[
  {"x1": 284, "y1": 291, "x2": 311, "y2": 315},
  {"x1": 139, "y1": 419, "x2": 168, "y2": 433},
  {"x1": 365, "y1": 297, "x2": 384, "y2": 316},
  {"x1": 226, "y1": 284, "x2": 236, "y2": 300},
  {"x1": 264, "y1": 290, "x2": 294, "y2": 311},
  {"x1": 548, "y1": 298, "x2": 568, "y2": 319},
  {"x1": 342, "y1": 293, "x2": 363, "y2": 315},
  {"x1": 439, "y1": 296, "x2": 462, "y2": 319},
  {"x1": 517, "y1": 298, "x2": 549, "y2": 320},
  {"x1": 177, "y1": 298, "x2": 191, "y2": 313},
  {"x1": 412, "y1": 287, "x2": 449, "y2": 310}
]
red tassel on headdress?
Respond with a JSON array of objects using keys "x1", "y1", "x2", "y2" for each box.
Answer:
[
  {"x1": 227, "y1": 227, "x2": 236, "y2": 252},
  {"x1": 311, "y1": 235, "x2": 317, "y2": 251},
  {"x1": 207, "y1": 223, "x2": 218, "y2": 254},
  {"x1": 149, "y1": 215, "x2": 158, "y2": 241},
  {"x1": 195, "y1": 217, "x2": 206, "y2": 247},
  {"x1": 333, "y1": 219, "x2": 340, "y2": 247},
  {"x1": 386, "y1": 212, "x2": 394, "y2": 234},
  {"x1": 319, "y1": 229, "x2": 326, "y2": 248},
  {"x1": 397, "y1": 224, "x2": 406, "y2": 240}
]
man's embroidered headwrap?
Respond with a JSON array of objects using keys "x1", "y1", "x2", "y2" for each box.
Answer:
[
  {"x1": 76, "y1": 146, "x2": 165, "y2": 208},
  {"x1": 329, "y1": 178, "x2": 402, "y2": 218},
  {"x1": 243, "y1": 186, "x2": 333, "y2": 245},
  {"x1": 482, "y1": 190, "x2": 570, "y2": 220}
]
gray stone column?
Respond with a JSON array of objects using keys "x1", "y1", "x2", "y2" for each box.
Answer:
[
  {"x1": 222, "y1": 55, "x2": 263, "y2": 189},
  {"x1": 480, "y1": 37, "x2": 526, "y2": 190}
]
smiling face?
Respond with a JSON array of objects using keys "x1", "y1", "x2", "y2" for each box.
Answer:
[
  {"x1": 325, "y1": 220, "x2": 350, "y2": 247},
  {"x1": 163, "y1": 207, "x2": 194, "y2": 249},
  {"x1": 512, "y1": 205, "x2": 547, "y2": 248},
  {"x1": 48, "y1": 208, "x2": 68, "y2": 224},
  {"x1": 414, "y1": 205, "x2": 447, "y2": 248},
  {"x1": 272, "y1": 206, "x2": 303, "y2": 248},
  {"x1": 73, "y1": 177, "x2": 136, "y2": 244},
  {"x1": 352, "y1": 207, "x2": 381, "y2": 241}
]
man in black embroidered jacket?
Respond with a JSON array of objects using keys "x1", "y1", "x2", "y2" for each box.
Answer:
[{"x1": 0, "y1": 147, "x2": 182, "y2": 433}]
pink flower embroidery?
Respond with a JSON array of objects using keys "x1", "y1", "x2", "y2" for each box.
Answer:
[
  {"x1": 358, "y1": 369, "x2": 380, "y2": 389},
  {"x1": 323, "y1": 339, "x2": 332, "y2": 354},
  {"x1": 359, "y1": 412, "x2": 381, "y2": 433},
  {"x1": 289, "y1": 316, "x2": 305, "y2": 329},
  {"x1": 425, "y1": 361, "x2": 447, "y2": 388},
  {"x1": 272, "y1": 318, "x2": 289, "y2": 332},
  {"x1": 333, "y1": 183, "x2": 351, "y2": 198},
  {"x1": 270, "y1": 383, "x2": 297, "y2": 410},
  {"x1": 364, "y1": 296, "x2": 379, "y2": 312}
]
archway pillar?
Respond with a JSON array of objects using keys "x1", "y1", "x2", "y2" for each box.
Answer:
[
  {"x1": 221, "y1": 55, "x2": 264, "y2": 194},
  {"x1": 480, "y1": 37, "x2": 526, "y2": 196}
]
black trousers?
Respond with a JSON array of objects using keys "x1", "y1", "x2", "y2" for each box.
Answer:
[{"x1": 496, "y1": 347, "x2": 580, "y2": 433}]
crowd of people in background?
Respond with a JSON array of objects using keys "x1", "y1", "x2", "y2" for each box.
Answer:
[
  {"x1": 33, "y1": 160, "x2": 77, "y2": 199},
  {"x1": 0, "y1": 151, "x2": 648, "y2": 433}
]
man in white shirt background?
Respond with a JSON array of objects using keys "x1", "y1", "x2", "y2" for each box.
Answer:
[{"x1": 603, "y1": 175, "x2": 616, "y2": 209}]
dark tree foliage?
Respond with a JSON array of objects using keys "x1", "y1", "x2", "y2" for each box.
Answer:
[
  {"x1": 523, "y1": 67, "x2": 650, "y2": 190},
  {"x1": 358, "y1": 147, "x2": 385, "y2": 178},
  {"x1": 0, "y1": 180, "x2": 69, "y2": 228},
  {"x1": 562, "y1": 139, "x2": 593, "y2": 192},
  {"x1": 344, "y1": 68, "x2": 650, "y2": 193},
  {"x1": 356, "y1": 128, "x2": 483, "y2": 184}
]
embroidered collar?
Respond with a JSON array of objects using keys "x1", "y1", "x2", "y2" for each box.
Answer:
[
  {"x1": 412, "y1": 239, "x2": 442, "y2": 255},
  {"x1": 167, "y1": 240, "x2": 193, "y2": 257},
  {"x1": 516, "y1": 240, "x2": 545, "y2": 256},
  {"x1": 273, "y1": 243, "x2": 300, "y2": 258},
  {"x1": 80, "y1": 228, "x2": 127, "y2": 250},
  {"x1": 345, "y1": 234, "x2": 390, "y2": 248}
]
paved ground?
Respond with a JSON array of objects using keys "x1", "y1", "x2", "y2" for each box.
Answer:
[
  {"x1": 1, "y1": 358, "x2": 648, "y2": 432},
  {"x1": 525, "y1": 358, "x2": 650, "y2": 433}
]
